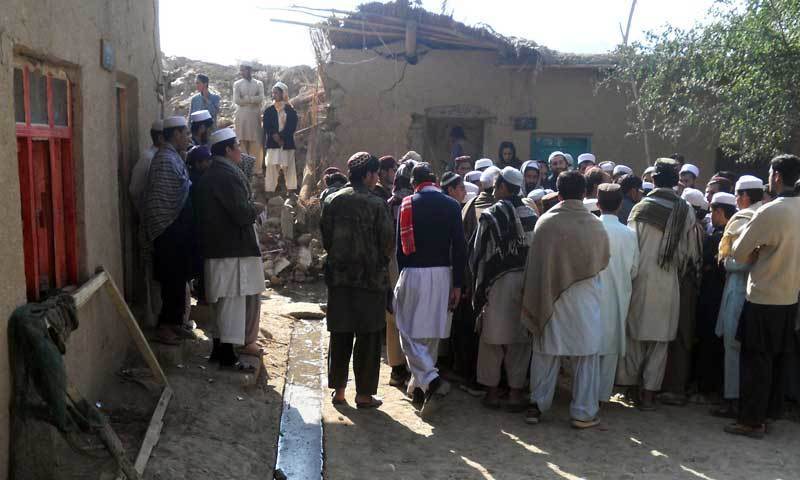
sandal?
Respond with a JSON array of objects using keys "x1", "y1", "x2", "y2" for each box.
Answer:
[
  {"x1": 238, "y1": 346, "x2": 265, "y2": 357},
  {"x1": 724, "y1": 422, "x2": 765, "y2": 439},
  {"x1": 524, "y1": 405, "x2": 542, "y2": 425},
  {"x1": 331, "y1": 391, "x2": 347, "y2": 406},
  {"x1": 356, "y1": 397, "x2": 383, "y2": 409},
  {"x1": 219, "y1": 361, "x2": 256, "y2": 373}
]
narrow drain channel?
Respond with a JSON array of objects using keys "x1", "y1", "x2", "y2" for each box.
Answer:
[{"x1": 274, "y1": 318, "x2": 326, "y2": 479}]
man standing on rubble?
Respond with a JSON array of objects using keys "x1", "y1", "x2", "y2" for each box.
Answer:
[
  {"x1": 190, "y1": 74, "x2": 221, "y2": 125},
  {"x1": 394, "y1": 163, "x2": 467, "y2": 418},
  {"x1": 322, "y1": 152, "x2": 394, "y2": 409},
  {"x1": 233, "y1": 61, "x2": 265, "y2": 176}
]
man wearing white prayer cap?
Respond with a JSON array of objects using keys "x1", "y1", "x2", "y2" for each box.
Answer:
[
  {"x1": 464, "y1": 181, "x2": 480, "y2": 202},
  {"x1": 642, "y1": 166, "x2": 656, "y2": 183},
  {"x1": 480, "y1": 166, "x2": 501, "y2": 191},
  {"x1": 714, "y1": 175, "x2": 765, "y2": 418},
  {"x1": 599, "y1": 161, "x2": 616, "y2": 174},
  {"x1": 465, "y1": 170, "x2": 482, "y2": 185},
  {"x1": 577, "y1": 153, "x2": 596, "y2": 174},
  {"x1": 194, "y1": 127, "x2": 265, "y2": 368},
  {"x1": 144, "y1": 115, "x2": 193, "y2": 345},
  {"x1": 520, "y1": 160, "x2": 541, "y2": 195},
  {"x1": 264, "y1": 81, "x2": 299, "y2": 192},
  {"x1": 128, "y1": 119, "x2": 165, "y2": 325},
  {"x1": 680, "y1": 164, "x2": 700, "y2": 189},
  {"x1": 471, "y1": 166, "x2": 536, "y2": 410},
  {"x1": 475, "y1": 158, "x2": 494, "y2": 172},
  {"x1": 233, "y1": 61, "x2": 266, "y2": 175},
  {"x1": 613, "y1": 165, "x2": 634, "y2": 180},
  {"x1": 682, "y1": 187, "x2": 709, "y2": 212},
  {"x1": 189, "y1": 109, "x2": 213, "y2": 149},
  {"x1": 544, "y1": 151, "x2": 568, "y2": 190}
]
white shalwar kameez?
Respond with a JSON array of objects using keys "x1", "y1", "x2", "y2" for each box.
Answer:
[
  {"x1": 597, "y1": 214, "x2": 639, "y2": 400},
  {"x1": 394, "y1": 266, "x2": 452, "y2": 392},
  {"x1": 233, "y1": 77, "x2": 265, "y2": 173},
  {"x1": 205, "y1": 256, "x2": 265, "y2": 345},
  {"x1": 530, "y1": 276, "x2": 602, "y2": 422}
]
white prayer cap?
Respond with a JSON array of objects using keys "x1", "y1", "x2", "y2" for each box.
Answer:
[
  {"x1": 548, "y1": 151, "x2": 566, "y2": 163},
  {"x1": 500, "y1": 167, "x2": 524, "y2": 188},
  {"x1": 465, "y1": 171, "x2": 482, "y2": 184},
  {"x1": 680, "y1": 163, "x2": 700, "y2": 178},
  {"x1": 163, "y1": 116, "x2": 187, "y2": 129},
  {"x1": 577, "y1": 153, "x2": 596, "y2": 165},
  {"x1": 400, "y1": 151, "x2": 422, "y2": 163},
  {"x1": 475, "y1": 158, "x2": 494, "y2": 171},
  {"x1": 527, "y1": 188, "x2": 546, "y2": 202},
  {"x1": 521, "y1": 160, "x2": 540, "y2": 172},
  {"x1": 150, "y1": 119, "x2": 163, "y2": 132},
  {"x1": 599, "y1": 161, "x2": 616, "y2": 173},
  {"x1": 735, "y1": 174, "x2": 764, "y2": 191},
  {"x1": 239, "y1": 60, "x2": 254, "y2": 68},
  {"x1": 682, "y1": 188, "x2": 708, "y2": 210},
  {"x1": 711, "y1": 192, "x2": 737, "y2": 207},
  {"x1": 642, "y1": 181, "x2": 654, "y2": 191},
  {"x1": 464, "y1": 181, "x2": 479, "y2": 194},
  {"x1": 480, "y1": 166, "x2": 501, "y2": 188},
  {"x1": 273, "y1": 81, "x2": 289, "y2": 93},
  {"x1": 643, "y1": 166, "x2": 656, "y2": 176},
  {"x1": 583, "y1": 198, "x2": 599, "y2": 212},
  {"x1": 209, "y1": 127, "x2": 237, "y2": 146},
  {"x1": 613, "y1": 165, "x2": 633, "y2": 177},
  {"x1": 190, "y1": 109, "x2": 212, "y2": 123},
  {"x1": 564, "y1": 153, "x2": 574, "y2": 165}
]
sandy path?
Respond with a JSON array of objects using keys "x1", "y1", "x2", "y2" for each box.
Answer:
[{"x1": 323, "y1": 359, "x2": 800, "y2": 480}]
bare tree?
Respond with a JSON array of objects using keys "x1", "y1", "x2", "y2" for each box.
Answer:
[{"x1": 619, "y1": 0, "x2": 652, "y2": 165}]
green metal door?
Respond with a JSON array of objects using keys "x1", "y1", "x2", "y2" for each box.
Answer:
[{"x1": 531, "y1": 135, "x2": 591, "y2": 167}]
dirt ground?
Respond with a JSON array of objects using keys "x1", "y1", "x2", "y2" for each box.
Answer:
[
  {"x1": 142, "y1": 284, "x2": 321, "y2": 480},
  {"x1": 323, "y1": 356, "x2": 800, "y2": 480}
]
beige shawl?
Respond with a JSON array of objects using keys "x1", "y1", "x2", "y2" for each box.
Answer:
[
  {"x1": 719, "y1": 202, "x2": 760, "y2": 259},
  {"x1": 521, "y1": 200, "x2": 610, "y2": 337}
]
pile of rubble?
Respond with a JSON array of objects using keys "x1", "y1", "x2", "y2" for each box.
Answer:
[
  {"x1": 258, "y1": 194, "x2": 324, "y2": 288},
  {"x1": 162, "y1": 56, "x2": 317, "y2": 126}
]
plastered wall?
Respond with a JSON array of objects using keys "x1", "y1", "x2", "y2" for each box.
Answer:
[
  {"x1": 324, "y1": 48, "x2": 716, "y2": 183},
  {"x1": 0, "y1": 1, "x2": 162, "y2": 477}
]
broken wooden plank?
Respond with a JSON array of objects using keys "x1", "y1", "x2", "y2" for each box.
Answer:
[
  {"x1": 72, "y1": 271, "x2": 109, "y2": 308},
  {"x1": 114, "y1": 386, "x2": 172, "y2": 480}
]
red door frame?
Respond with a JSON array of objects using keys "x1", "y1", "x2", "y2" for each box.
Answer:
[{"x1": 15, "y1": 63, "x2": 78, "y2": 300}]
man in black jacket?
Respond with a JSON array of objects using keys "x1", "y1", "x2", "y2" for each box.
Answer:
[
  {"x1": 263, "y1": 81, "x2": 299, "y2": 193},
  {"x1": 193, "y1": 128, "x2": 265, "y2": 370}
]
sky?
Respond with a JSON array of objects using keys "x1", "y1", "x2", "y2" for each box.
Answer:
[{"x1": 159, "y1": 0, "x2": 716, "y2": 67}]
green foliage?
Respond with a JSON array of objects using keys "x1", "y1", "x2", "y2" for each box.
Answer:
[{"x1": 609, "y1": 0, "x2": 800, "y2": 163}]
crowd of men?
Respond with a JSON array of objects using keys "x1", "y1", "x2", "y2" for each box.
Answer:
[
  {"x1": 127, "y1": 64, "x2": 301, "y2": 372},
  {"x1": 320, "y1": 146, "x2": 800, "y2": 438}
]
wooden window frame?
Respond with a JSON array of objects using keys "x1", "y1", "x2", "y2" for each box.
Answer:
[{"x1": 15, "y1": 62, "x2": 78, "y2": 300}]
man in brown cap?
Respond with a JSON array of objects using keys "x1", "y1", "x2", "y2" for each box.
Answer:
[{"x1": 321, "y1": 152, "x2": 395, "y2": 408}]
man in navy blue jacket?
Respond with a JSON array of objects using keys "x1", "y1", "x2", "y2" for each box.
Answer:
[{"x1": 394, "y1": 163, "x2": 467, "y2": 418}]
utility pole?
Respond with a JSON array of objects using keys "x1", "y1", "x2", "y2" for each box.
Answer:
[{"x1": 619, "y1": 0, "x2": 652, "y2": 165}]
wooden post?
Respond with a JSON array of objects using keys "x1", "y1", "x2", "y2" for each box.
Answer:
[{"x1": 405, "y1": 20, "x2": 418, "y2": 64}]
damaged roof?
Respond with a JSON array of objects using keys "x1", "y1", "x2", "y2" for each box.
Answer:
[{"x1": 325, "y1": 1, "x2": 614, "y2": 67}]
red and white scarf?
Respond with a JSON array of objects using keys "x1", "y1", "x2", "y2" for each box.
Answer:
[{"x1": 399, "y1": 182, "x2": 438, "y2": 255}]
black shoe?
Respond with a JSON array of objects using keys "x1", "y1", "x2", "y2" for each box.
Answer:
[
  {"x1": 411, "y1": 388, "x2": 425, "y2": 409},
  {"x1": 208, "y1": 338, "x2": 221, "y2": 363},
  {"x1": 217, "y1": 342, "x2": 239, "y2": 367},
  {"x1": 390, "y1": 365, "x2": 411, "y2": 388},
  {"x1": 421, "y1": 377, "x2": 450, "y2": 419}
]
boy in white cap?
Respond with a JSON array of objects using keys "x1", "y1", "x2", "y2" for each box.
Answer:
[
  {"x1": 713, "y1": 175, "x2": 765, "y2": 418},
  {"x1": 577, "y1": 153, "x2": 596, "y2": 174},
  {"x1": 693, "y1": 192, "x2": 737, "y2": 400},
  {"x1": 680, "y1": 164, "x2": 700, "y2": 189},
  {"x1": 233, "y1": 61, "x2": 266, "y2": 175},
  {"x1": 474, "y1": 158, "x2": 494, "y2": 172},
  {"x1": 144, "y1": 116, "x2": 193, "y2": 345},
  {"x1": 613, "y1": 165, "x2": 634, "y2": 182},
  {"x1": 263, "y1": 81, "x2": 299, "y2": 192},
  {"x1": 189, "y1": 109, "x2": 213, "y2": 147},
  {"x1": 471, "y1": 167, "x2": 535, "y2": 411},
  {"x1": 193, "y1": 128, "x2": 265, "y2": 369}
]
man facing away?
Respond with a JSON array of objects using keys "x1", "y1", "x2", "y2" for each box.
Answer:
[
  {"x1": 190, "y1": 74, "x2": 220, "y2": 124},
  {"x1": 520, "y1": 171, "x2": 610, "y2": 428},
  {"x1": 394, "y1": 163, "x2": 467, "y2": 418},
  {"x1": 596, "y1": 183, "x2": 639, "y2": 402},
  {"x1": 471, "y1": 167, "x2": 535, "y2": 411},
  {"x1": 144, "y1": 116, "x2": 194, "y2": 345},
  {"x1": 321, "y1": 153, "x2": 394, "y2": 409},
  {"x1": 724, "y1": 154, "x2": 800, "y2": 438},
  {"x1": 193, "y1": 128, "x2": 265, "y2": 370},
  {"x1": 617, "y1": 158, "x2": 701, "y2": 411},
  {"x1": 232, "y1": 61, "x2": 265, "y2": 175},
  {"x1": 712, "y1": 175, "x2": 765, "y2": 418}
]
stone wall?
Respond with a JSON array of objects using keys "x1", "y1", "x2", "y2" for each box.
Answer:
[
  {"x1": 0, "y1": 1, "x2": 162, "y2": 477},
  {"x1": 322, "y1": 47, "x2": 717, "y2": 182}
]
